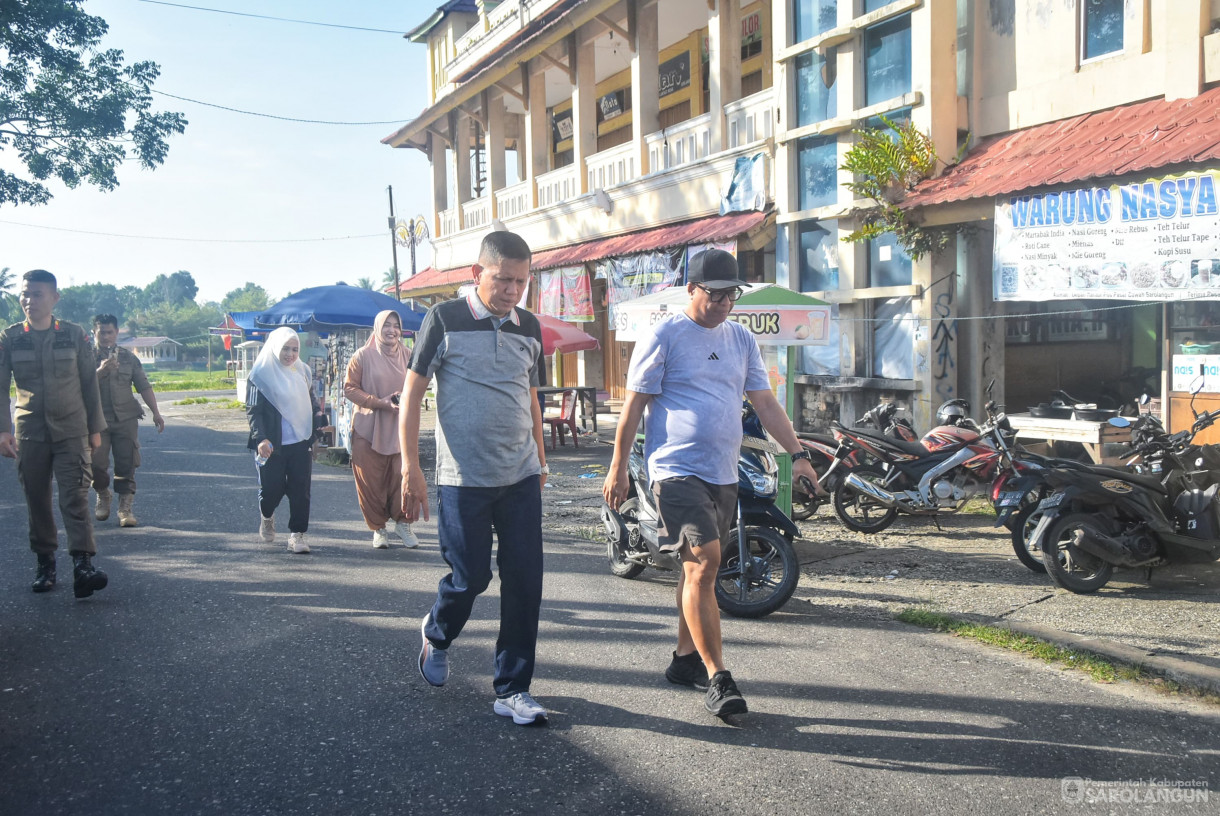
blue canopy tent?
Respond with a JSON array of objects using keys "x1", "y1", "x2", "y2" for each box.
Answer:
[{"x1": 253, "y1": 283, "x2": 425, "y2": 332}]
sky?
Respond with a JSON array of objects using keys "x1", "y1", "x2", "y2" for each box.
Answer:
[{"x1": 0, "y1": 0, "x2": 435, "y2": 304}]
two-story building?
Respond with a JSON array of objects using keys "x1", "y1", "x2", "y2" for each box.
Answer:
[{"x1": 388, "y1": 0, "x2": 1220, "y2": 438}]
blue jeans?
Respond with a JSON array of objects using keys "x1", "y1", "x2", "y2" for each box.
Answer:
[{"x1": 425, "y1": 475, "x2": 543, "y2": 696}]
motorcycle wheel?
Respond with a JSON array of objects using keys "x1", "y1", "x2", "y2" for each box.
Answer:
[
  {"x1": 832, "y1": 464, "x2": 899, "y2": 533},
  {"x1": 715, "y1": 526, "x2": 799, "y2": 618},
  {"x1": 1009, "y1": 503, "x2": 1047, "y2": 574},
  {"x1": 607, "y1": 498, "x2": 646, "y2": 579},
  {"x1": 1040, "y1": 512, "x2": 1115, "y2": 594}
]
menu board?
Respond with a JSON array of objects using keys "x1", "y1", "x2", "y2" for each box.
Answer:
[{"x1": 993, "y1": 169, "x2": 1220, "y2": 301}]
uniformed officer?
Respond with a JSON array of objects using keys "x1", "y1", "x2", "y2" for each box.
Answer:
[
  {"x1": 91, "y1": 313, "x2": 165, "y2": 527},
  {"x1": 0, "y1": 269, "x2": 110, "y2": 598}
]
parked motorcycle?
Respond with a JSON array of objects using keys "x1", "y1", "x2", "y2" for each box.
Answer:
[
  {"x1": 790, "y1": 400, "x2": 917, "y2": 521},
  {"x1": 1025, "y1": 374, "x2": 1220, "y2": 594},
  {"x1": 828, "y1": 391, "x2": 1016, "y2": 533},
  {"x1": 600, "y1": 401, "x2": 803, "y2": 618}
]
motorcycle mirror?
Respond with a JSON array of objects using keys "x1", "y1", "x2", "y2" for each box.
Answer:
[
  {"x1": 985, "y1": 379, "x2": 995, "y2": 396},
  {"x1": 1107, "y1": 416, "x2": 1132, "y2": 428},
  {"x1": 1138, "y1": 393, "x2": 1150, "y2": 406}
]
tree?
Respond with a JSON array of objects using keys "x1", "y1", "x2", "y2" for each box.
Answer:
[
  {"x1": 143, "y1": 270, "x2": 197, "y2": 307},
  {"x1": 0, "y1": 267, "x2": 19, "y2": 323},
  {"x1": 356, "y1": 277, "x2": 375, "y2": 290},
  {"x1": 0, "y1": 0, "x2": 187, "y2": 206},
  {"x1": 382, "y1": 267, "x2": 398, "y2": 292},
  {"x1": 221, "y1": 282, "x2": 270, "y2": 313},
  {"x1": 54, "y1": 282, "x2": 126, "y2": 325}
]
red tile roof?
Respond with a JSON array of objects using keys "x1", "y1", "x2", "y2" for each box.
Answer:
[
  {"x1": 390, "y1": 265, "x2": 476, "y2": 296},
  {"x1": 531, "y1": 210, "x2": 771, "y2": 269},
  {"x1": 904, "y1": 87, "x2": 1220, "y2": 210}
]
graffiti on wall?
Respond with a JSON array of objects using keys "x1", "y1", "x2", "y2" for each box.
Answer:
[{"x1": 932, "y1": 285, "x2": 957, "y2": 402}]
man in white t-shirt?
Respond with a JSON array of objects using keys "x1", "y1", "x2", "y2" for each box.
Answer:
[{"x1": 603, "y1": 249, "x2": 821, "y2": 718}]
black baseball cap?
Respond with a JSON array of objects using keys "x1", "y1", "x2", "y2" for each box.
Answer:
[{"x1": 687, "y1": 249, "x2": 748, "y2": 289}]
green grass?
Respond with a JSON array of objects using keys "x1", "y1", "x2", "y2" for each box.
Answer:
[
  {"x1": 896, "y1": 608, "x2": 1220, "y2": 704},
  {"x1": 145, "y1": 370, "x2": 234, "y2": 392},
  {"x1": 173, "y1": 396, "x2": 244, "y2": 409}
]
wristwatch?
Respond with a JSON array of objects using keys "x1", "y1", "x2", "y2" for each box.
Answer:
[{"x1": 791, "y1": 449, "x2": 812, "y2": 463}]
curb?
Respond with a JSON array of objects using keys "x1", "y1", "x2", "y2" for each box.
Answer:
[{"x1": 993, "y1": 619, "x2": 1220, "y2": 696}]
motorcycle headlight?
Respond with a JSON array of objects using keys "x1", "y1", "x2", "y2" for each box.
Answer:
[{"x1": 749, "y1": 471, "x2": 778, "y2": 497}]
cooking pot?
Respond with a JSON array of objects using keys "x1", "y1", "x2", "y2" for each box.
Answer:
[
  {"x1": 1073, "y1": 407, "x2": 1118, "y2": 422},
  {"x1": 1029, "y1": 403, "x2": 1073, "y2": 419}
]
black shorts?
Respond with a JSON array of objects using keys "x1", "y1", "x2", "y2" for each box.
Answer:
[{"x1": 653, "y1": 475, "x2": 737, "y2": 553}]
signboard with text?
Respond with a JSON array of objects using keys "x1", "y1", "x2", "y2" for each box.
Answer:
[
  {"x1": 1171, "y1": 354, "x2": 1220, "y2": 393},
  {"x1": 993, "y1": 169, "x2": 1220, "y2": 301}
]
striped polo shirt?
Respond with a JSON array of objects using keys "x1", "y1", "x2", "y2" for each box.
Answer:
[{"x1": 409, "y1": 294, "x2": 545, "y2": 487}]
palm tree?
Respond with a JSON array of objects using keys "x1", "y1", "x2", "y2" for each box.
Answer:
[
  {"x1": 0, "y1": 267, "x2": 19, "y2": 323},
  {"x1": 382, "y1": 267, "x2": 398, "y2": 293},
  {"x1": 356, "y1": 277, "x2": 375, "y2": 290}
]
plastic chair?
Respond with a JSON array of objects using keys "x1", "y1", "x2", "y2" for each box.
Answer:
[{"x1": 543, "y1": 389, "x2": 580, "y2": 448}]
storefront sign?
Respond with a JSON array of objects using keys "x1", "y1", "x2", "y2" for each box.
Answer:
[
  {"x1": 614, "y1": 301, "x2": 830, "y2": 345},
  {"x1": 598, "y1": 90, "x2": 624, "y2": 123},
  {"x1": 993, "y1": 169, "x2": 1220, "y2": 301},
  {"x1": 551, "y1": 108, "x2": 573, "y2": 144},
  {"x1": 659, "y1": 52, "x2": 690, "y2": 98},
  {"x1": 1171, "y1": 354, "x2": 1220, "y2": 393}
]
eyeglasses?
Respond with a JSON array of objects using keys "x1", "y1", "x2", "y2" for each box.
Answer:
[{"x1": 696, "y1": 285, "x2": 744, "y2": 303}]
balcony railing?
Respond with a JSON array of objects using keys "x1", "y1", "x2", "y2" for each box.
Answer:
[
  {"x1": 495, "y1": 180, "x2": 532, "y2": 219},
  {"x1": 440, "y1": 207, "x2": 460, "y2": 236},
  {"x1": 536, "y1": 165, "x2": 579, "y2": 207},
  {"x1": 449, "y1": 0, "x2": 565, "y2": 79},
  {"x1": 726, "y1": 88, "x2": 775, "y2": 148},
  {"x1": 586, "y1": 142, "x2": 638, "y2": 191},
  {"x1": 645, "y1": 111, "x2": 713, "y2": 172},
  {"x1": 461, "y1": 196, "x2": 492, "y2": 231}
]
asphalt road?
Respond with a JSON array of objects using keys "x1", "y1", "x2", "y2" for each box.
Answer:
[{"x1": 1, "y1": 409, "x2": 1218, "y2": 815}]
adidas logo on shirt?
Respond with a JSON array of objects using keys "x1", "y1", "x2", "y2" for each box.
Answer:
[{"x1": 708, "y1": 352, "x2": 720, "y2": 360}]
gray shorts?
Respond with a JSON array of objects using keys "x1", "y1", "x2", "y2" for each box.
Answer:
[{"x1": 653, "y1": 475, "x2": 737, "y2": 553}]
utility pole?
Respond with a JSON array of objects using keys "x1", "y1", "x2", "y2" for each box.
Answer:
[{"x1": 387, "y1": 185, "x2": 401, "y2": 300}]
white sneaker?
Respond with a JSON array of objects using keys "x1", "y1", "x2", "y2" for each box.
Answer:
[
  {"x1": 395, "y1": 520, "x2": 420, "y2": 549},
  {"x1": 493, "y1": 692, "x2": 548, "y2": 726},
  {"x1": 372, "y1": 528, "x2": 391, "y2": 549},
  {"x1": 259, "y1": 515, "x2": 275, "y2": 543},
  {"x1": 288, "y1": 532, "x2": 310, "y2": 554}
]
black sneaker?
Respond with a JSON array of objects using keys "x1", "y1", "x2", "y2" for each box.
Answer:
[
  {"x1": 704, "y1": 670, "x2": 748, "y2": 717},
  {"x1": 665, "y1": 651, "x2": 709, "y2": 691}
]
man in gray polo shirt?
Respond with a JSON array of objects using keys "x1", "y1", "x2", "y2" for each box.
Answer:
[{"x1": 399, "y1": 230, "x2": 550, "y2": 726}]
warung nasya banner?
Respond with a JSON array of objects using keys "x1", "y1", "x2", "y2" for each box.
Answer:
[{"x1": 993, "y1": 169, "x2": 1220, "y2": 301}]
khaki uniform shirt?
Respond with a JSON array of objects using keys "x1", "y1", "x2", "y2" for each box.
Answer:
[
  {"x1": 0, "y1": 318, "x2": 107, "y2": 441},
  {"x1": 97, "y1": 345, "x2": 152, "y2": 423}
]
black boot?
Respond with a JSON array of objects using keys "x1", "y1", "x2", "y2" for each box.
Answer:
[
  {"x1": 31, "y1": 554, "x2": 56, "y2": 593},
  {"x1": 72, "y1": 552, "x2": 108, "y2": 599}
]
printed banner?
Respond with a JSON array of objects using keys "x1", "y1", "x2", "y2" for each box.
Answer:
[
  {"x1": 1171, "y1": 354, "x2": 1220, "y2": 393},
  {"x1": 614, "y1": 301, "x2": 830, "y2": 346},
  {"x1": 993, "y1": 169, "x2": 1220, "y2": 301},
  {"x1": 596, "y1": 249, "x2": 684, "y2": 320},
  {"x1": 538, "y1": 266, "x2": 594, "y2": 322}
]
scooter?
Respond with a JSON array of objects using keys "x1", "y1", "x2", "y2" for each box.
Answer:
[
  {"x1": 600, "y1": 401, "x2": 803, "y2": 618},
  {"x1": 1026, "y1": 369, "x2": 1220, "y2": 594}
]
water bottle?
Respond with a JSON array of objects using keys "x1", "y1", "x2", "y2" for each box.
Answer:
[{"x1": 254, "y1": 444, "x2": 272, "y2": 467}]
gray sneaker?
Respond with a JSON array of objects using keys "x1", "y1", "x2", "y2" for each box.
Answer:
[
  {"x1": 418, "y1": 615, "x2": 448, "y2": 687},
  {"x1": 493, "y1": 692, "x2": 548, "y2": 725}
]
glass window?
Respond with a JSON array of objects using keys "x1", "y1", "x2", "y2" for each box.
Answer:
[
  {"x1": 873, "y1": 296, "x2": 914, "y2": 379},
  {"x1": 797, "y1": 135, "x2": 839, "y2": 211},
  {"x1": 796, "y1": 50, "x2": 838, "y2": 126},
  {"x1": 862, "y1": 0, "x2": 897, "y2": 11},
  {"x1": 863, "y1": 106, "x2": 911, "y2": 132},
  {"x1": 1082, "y1": 0, "x2": 1124, "y2": 60},
  {"x1": 868, "y1": 232, "x2": 911, "y2": 287},
  {"x1": 864, "y1": 14, "x2": 912, "y2": 107},
  {"x1": 797, "y1": 220, "x2": 840, "y2": 292},
  {"x1": 793, "y1": 0, "x2": 837, "y2": 44}
]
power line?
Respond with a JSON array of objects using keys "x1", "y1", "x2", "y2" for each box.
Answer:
[
  {"x1": 0, "y1": 219, "x2": 383, "y2": 244},
  {"x1": 150, "y1": 89, "x2": 414, "y2": 126},
  {"x1": 134, "y1": 0, "x2": 405, "y2": 34}
]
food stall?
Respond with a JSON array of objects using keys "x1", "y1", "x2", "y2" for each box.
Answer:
[{"x1": 1167, "y1": 299, "x2": 1220, "y2": 444}]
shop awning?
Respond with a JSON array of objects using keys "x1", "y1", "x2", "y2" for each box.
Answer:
[
  {"x1": 391, "y1": 265, "x2": 476, "y2": 298},
  {"x1": 531, "y1": 210, "x2": 772, "y2": 270},
  {"x1": 904, "y1": 86, "x2": 1220, "y2": 210}
]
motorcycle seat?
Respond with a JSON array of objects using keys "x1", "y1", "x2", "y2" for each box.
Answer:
[
  {"x1": 839, "y1": 424, "x2": 929, "y2": 456},
  {"x1": 1089, "y1": 466, "x2": 1168, "y2": 494}
]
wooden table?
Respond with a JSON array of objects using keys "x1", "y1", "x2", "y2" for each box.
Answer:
[
  {"x1": 536, "y1": 386, "x2": 600, "y2": 433},
  {"x1": 1007, "y1": 414, "x2": 1131, "y2": 464}
]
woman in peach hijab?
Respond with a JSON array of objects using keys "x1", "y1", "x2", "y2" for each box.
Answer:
[{"x1": 344, "y1": 310, "x2": 420, "y2": 549}]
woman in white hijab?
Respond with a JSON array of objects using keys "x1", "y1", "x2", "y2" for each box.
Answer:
[
  {"x1": 344, "y1": 310, "x2": 419, "y2": 549},
  {"x1": 246, "y1": 327, "x2": 324, "y2": 554}
]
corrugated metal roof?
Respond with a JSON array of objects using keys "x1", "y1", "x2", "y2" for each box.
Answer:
[
  {"x1": 392, "y1": 265, "x2": 476, "y2": 296},
  {"x1": 531, "y1": 210, "x2": 771, "y2": 269},
  {"x1": 904, "y1": 86, "x2": 1220, "y2": 210},
  {"x1": 120, "y1": 336, "x2": 179, "y2": 348}
]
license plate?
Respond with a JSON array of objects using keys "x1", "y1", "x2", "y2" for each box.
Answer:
[
  {"x1": 997, "y1": 490, "x2": 1024, "y2": 508},
  {"x1": 1038, "y1": 493, "x2": 1065, "y2": 510}
]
